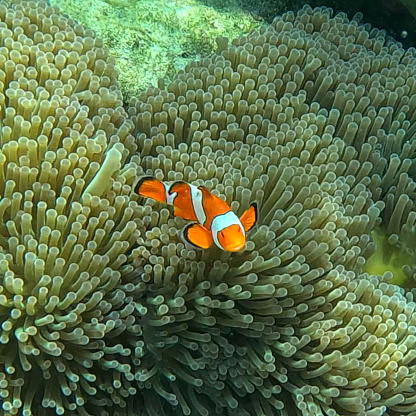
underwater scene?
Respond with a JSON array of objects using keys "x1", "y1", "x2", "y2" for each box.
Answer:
[{"x1": 2, "y1": 0, "x2": 416, "y2": 415}]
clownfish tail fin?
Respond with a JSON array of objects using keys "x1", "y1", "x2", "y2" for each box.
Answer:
[
  {"x1": 239, "y1": 202, "x2": 258, "y2": 232},
  {"x1": 182, "y1": 223, "x2": 213, "y2": 249},
  {"x1": 136, "y1": 176, "x2": 167, "y2": 203}
]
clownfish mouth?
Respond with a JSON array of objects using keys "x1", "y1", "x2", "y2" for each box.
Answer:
[{"x1": 226, "y1": 242, "x2": 245, "y2": 252}]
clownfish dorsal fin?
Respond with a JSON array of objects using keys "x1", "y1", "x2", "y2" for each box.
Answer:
[
  {"x1": 197, "y1": 185, "x2": 212, "y2": 198},
  {"x1": 182, "y1": 223, "x2": 213, "y2": 249},
  {"x1": 169, "y1": 181, "x2": 189, "y2": 194},
  {"x1": 239, "y1": 202, "x2": 258, "y2": 232},
  {"x1": 136, "y1": 176, "x2": 166, "y2": 203},
  {"x1": 198, "y1": 184, "x2": 221, "y2": 205}
]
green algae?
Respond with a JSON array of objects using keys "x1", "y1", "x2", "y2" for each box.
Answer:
[
  {"x1": 363, "y1": 227, "x2": 415, "y2": 288},
  {"x1": 50, "y1": 0, "x2": 260, "y2": 101}
]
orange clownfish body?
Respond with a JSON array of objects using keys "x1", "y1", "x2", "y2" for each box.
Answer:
[{"x1": 136, "y1": 177, "x2": 258, "y2": 252}]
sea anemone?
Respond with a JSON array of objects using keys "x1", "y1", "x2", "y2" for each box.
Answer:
[
  {"x1": 2, "y1": 1, "x2": 416, "y2": 415},
  {"x1": 126, "y1": 5, "x2": 416, "y2": 415},
  {"x1": 0, "y1": 1, "x2": 142, "y2": 414}
]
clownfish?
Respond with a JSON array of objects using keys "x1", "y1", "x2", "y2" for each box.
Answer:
[{"x1": 136, "y1": 176, "x2": 258, "y2": 252}]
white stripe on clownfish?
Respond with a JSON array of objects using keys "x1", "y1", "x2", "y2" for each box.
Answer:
[
  {"x1": 165, "y1": 183, "x2": 178, "y2": 205},
  {"x1": 189, "y1": 183, "x2": 206, "y2": 226}
]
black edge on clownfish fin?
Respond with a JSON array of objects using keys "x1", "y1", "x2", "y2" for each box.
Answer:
[
  {"x1": 181, "y1": 222, "x2": 213, "y2": 249},
  {"x1": 239, "y1": 202, "x2": 258, "y2": 232}
]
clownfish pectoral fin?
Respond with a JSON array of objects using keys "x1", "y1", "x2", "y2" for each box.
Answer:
[
  {"x1": 182, "y1": 223, "x2": 213, "y2": 249},
  {"x1": 239, "y1": 202, "x2": 258, "y2": 232},
  {"x1": 136, "y1": 176, "x2": 167, "y2": 203}
]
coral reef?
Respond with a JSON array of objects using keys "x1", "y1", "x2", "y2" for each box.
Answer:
[
  {"x1": 49, "y1": 0, "x2": 259, "y2": 101},
  {"x1": 1, "y1": 1, "x2": 416, "y2": 416}
]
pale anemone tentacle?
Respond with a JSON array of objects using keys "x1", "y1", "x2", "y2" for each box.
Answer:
[{"x1": 82, "y1": 144, "x2": 124, "y2": 199}]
